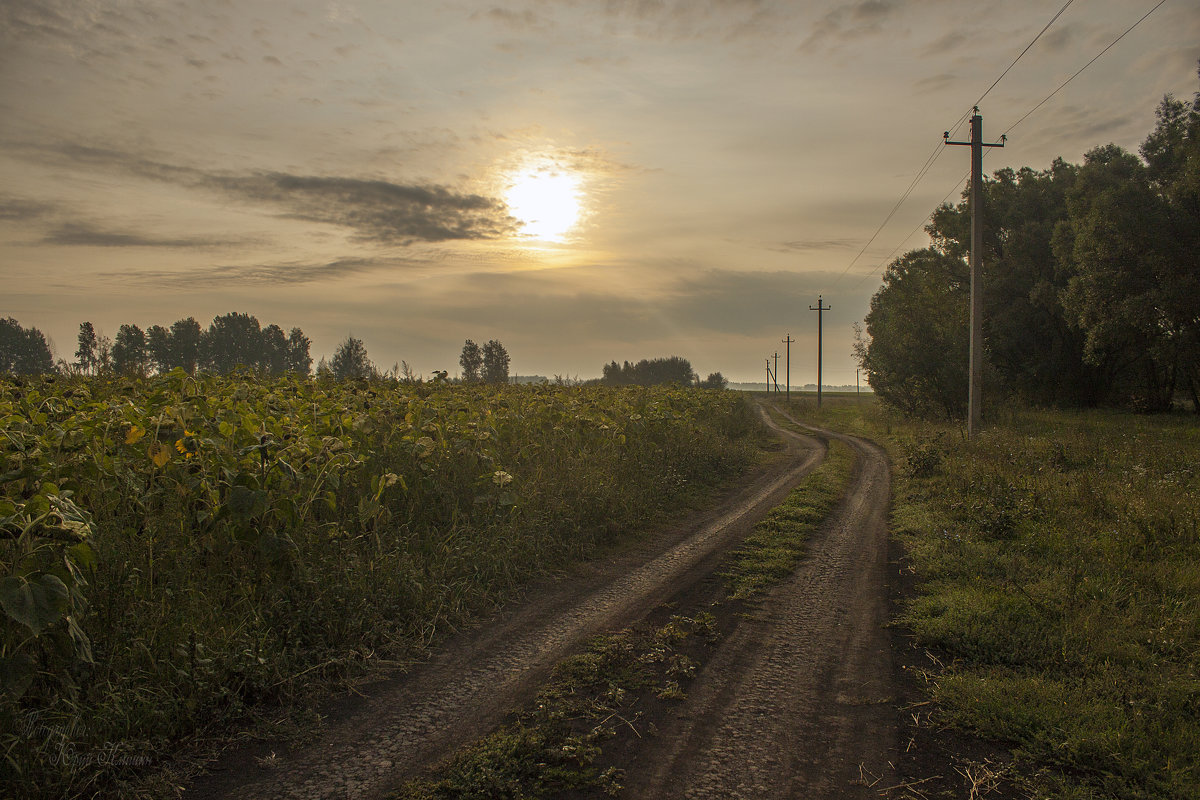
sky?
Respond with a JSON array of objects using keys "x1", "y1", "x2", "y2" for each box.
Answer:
[{"x1": 2, "y1": 0, "x2": 1198, "y2": 385}]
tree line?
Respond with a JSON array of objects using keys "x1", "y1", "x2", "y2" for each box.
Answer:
[
  {"x1": 598, "y1": 356, "x2": 727, "y2": 389},
  {"x1": 857, "y1": 72, "x2": 1200, "y2": 415}
]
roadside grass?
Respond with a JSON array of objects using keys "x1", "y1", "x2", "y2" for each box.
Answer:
[
  {"x1": 785, "y1": 396, "x2": 1200, "y2": 800},
  {"x1": 397, "y1": 406, "x2": 853, "y2": 798}
]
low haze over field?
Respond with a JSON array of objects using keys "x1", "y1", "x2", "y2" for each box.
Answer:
[{"x1": 2, "y1": 0, "x2": 1197, "y2": 382}]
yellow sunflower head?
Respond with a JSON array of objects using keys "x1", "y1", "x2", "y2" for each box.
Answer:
[{"x1": 175, "y1": 430, "x2": 199, "y2": 458}]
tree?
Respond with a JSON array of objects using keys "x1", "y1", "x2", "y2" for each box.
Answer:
[
  {"x1": 169, "y1": 317, "x2": 202, "y2": 374},
  {"x1": 112, "y1": 324, "x2": 149, "y2": 377},
  {"x1": 481, "y1": 339, "x2": 510, "y2": 384},
  {"x1": 0, "y1": 318, "x2": 55, "y2": 375},
  {"x1": 286, "y1": 327, "x2": 312, "y2": 375},
  {"x1": 202, "y1": 312, "x2": 263, "y2": 373},
  {"x1": 1054, "y1": 144, "x2": 1182, "y2": 411},
  {"x1": 330, "y1": 336, "x2": 372, "y2": 380},
  {"x1": 261, "y1": 324, "x2": 289, "y2": 374},
  {"x1": 854, "y1": 249, "x2": 969, "y2": 418},
  {"x1": 699, "y1": 372, "x2": 728, "y2": 389},
  {"x1": 147, "y1": 325, "x2": 172, "y2": 374},
  {"x1": 95, "y1": 334, "x2": 113, "y2": 374},
  {"x1": 459, "y1": 339, "x2": 483, "y2": 383},
  {"x1": 75, "y1": 322, "x2": 97, "y2": 375}
]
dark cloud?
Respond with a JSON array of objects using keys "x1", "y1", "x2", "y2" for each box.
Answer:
[
  {"x1": 914, "y1": 72, "x2": 956, "y2": 94},
  {"x1": 773, "y1": 238, "x2": 858, "y2": 253},
  {"x1": 13, "y1": 141, "x2": 517, "y2": 245},
  {"x1": 0, "y1": 195, "x2": 56, "y2": 222},
  {"x1": 40, "y1": 222, "x2": 252, "y2": 249},
  {"x1": 95, "y1": 257, "x2": 395, "y2": 289}
]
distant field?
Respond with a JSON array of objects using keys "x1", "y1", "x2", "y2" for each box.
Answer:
[{"x1": 785, "y1": 395, "x2": 1200, "y2": 800}]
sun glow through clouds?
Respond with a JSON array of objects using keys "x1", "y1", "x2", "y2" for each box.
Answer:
[{"x1": 504, "y1": 165, "x2": 583, "y2": 242}]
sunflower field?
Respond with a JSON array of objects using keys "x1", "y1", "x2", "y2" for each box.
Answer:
[{"x1": 0, "y1": 371, "x2": 759, "y2": 798}]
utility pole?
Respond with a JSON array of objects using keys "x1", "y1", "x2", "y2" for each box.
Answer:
[
  {"x1": 772, "y1": 352, "x2": 780, "y2": 393},
  {"x1": 856, "y1": 368, "x2": 860, "y2": 396},
  {"x1": 783, "y1": 335, "x2": 794, "y2": 403},
  {"x1": 809, "y1": 295, "x2": 830, "y2": 408},
  {"x1": 945, "y1": 108, "x2": 1005, "y2": 439},
  {"x1": 765, "y1": 358, "x2": 772, "y2": 393}
]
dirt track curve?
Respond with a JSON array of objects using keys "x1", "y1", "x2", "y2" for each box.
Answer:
[
  {"x1": 631, "y1": 406, "x2": 897, "y2": 798},
  {"x1": 183, "y1": 404, "x2": 895, "y2": 800}
]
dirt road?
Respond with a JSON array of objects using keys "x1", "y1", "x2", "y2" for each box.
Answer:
[
  {"x1": 628, "y1": 407, "x2": 898, "y2": 798},
  {"x1": 184, "y1": 405, "x2": 848, "y2": 800}
]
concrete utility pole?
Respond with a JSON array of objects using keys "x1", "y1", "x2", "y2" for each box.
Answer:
[
  {"x1": 766, "y1": 358, "x2": 772, "y2": 393},
  {"x1": 945, "y1": 108, "x2": 1005, "y2": 439},
  {"x1": 809, "y1": 295, "x2": 830, "y2": 408},
  {"x1": 782, "y1": 335, "x2": 794, "y2": 403},
  {"x1": 772, "y1": 352, "x2": 780, "y2": 393}
]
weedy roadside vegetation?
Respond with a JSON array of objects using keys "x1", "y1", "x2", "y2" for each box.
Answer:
[
  {"x1": 783, "y1": 393, "x2": 1200, "y2": 800},
  {"x1": 399, "y1": 404, "x2": 853, "y2": 798},
  {"x1": 0, "y1": 372, "x2": 759, "y2": 799}
]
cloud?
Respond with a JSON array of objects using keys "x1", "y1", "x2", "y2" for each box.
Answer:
[
  {"x1": 0, "y1": 195, "x2": 55, "y2": 222},
  {"x1": 13, "y1": 141, "x2": 517, "y2": 245},
  {"x1": 801, "y1": 0, "x2": 899, "y2": 52},
  {"x1": 94, "y1": 257, "x2": 396, "y2": 289},
  {"x1": 773, "y1": 238, "x2": 858, "y2": 253},
  {"x1": 39, "y1": 221, "x2": 253, "y2": 249}
]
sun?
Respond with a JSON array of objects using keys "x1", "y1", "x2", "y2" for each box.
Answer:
[{"x1": 504, "y1": 166, "x2": 583, "y2": 242}]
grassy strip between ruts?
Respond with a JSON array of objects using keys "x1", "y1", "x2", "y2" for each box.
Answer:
[
  {"x1": 395, "y1": 417, "x2": 854, "y2": 799},
  {"x1": 778, "y1": 394, "x2": 1200, "y2": 800}
]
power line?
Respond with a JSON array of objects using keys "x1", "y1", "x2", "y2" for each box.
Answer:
[
  {"x1": 1001, "y1": 0, "x2": 1170, "y2": 137},
  {"x1": 833, "y1": 2, "x2": 1076, "y2": 285},
  {"x1": 974, "y1": 0, "x2": 1076, "y2": 109},
  {"x1": 852, "y1": 1, "x2": 1170, "y2": 288}
]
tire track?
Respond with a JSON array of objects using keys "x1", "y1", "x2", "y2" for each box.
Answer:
[
  {"x1": 183, "y1": 406, "x2": 825, "y2": 800},
  {"x1": 631, "y1": 405, "x2": 897, "y2": 799}
]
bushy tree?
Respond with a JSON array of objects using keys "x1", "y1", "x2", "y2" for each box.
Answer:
[
  {"x1": 0, "y1": 317, "x2": 55, "y2": 375},
  {"x1": 170, "y1": 317, "x2": 202, "y2": 374},
  {"x1": 481, "y1": 339, "x2": 510, "y2": 384},
  {"x1": 261, "y1": 324, "x2": 289, "y2": 374},
  {"x1": 699, "y1": 372, "x2": 728, "y2": 389},
  {"x1": 459, "y1": 339, "x2": 483, "y2": 383},
  {"x1": 330, "y1": 336, "x2": 372, "y2": 380},
  {"x1": 202, "y1": 312, "x2": 263, "y2": 373},
  {"x1": 147, "y1": 325, "x2": 172, "y2": 374},
  {"x1": 112, "y1": 324, "x2": 149, "y2": 377},
  {"x1": 855, "y1": 249, "x2": 968, "y2": 418},
  {"x1": 287, "y1": 327, "x2": 312, "y2": 375}
]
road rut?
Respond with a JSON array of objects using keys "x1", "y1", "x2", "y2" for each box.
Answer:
[{"x1": 630, "y1": 406, "x2": 896, "y2": 798}]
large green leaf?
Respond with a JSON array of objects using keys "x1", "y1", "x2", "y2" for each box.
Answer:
[{"x1": 0, "y1": 573, "x2": 70, "y2": 635}]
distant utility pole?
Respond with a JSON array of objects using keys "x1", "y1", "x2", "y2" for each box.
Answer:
[
  {"x1": 809, "y1": 295, "x2": 830, "y2": 408},
  {"x1": 945, "y1": 108, "x2": 1005, "y2": 439},
  {"x1": 772, "y1": 352, "x2": 781, "y2": 393},
  {"x1": 783, "y1": 335, "x2": 794, "y2": 403},
  {"x1": 766, "y1": 358, "x2": 772, "y2": 393}
]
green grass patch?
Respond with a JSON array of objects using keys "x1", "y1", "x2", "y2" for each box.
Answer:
[
  {"x1": 795, "y1": 398, "x2": 1200, "y2": 799},
  {"x1": 723, "y1": 434, "x2": 852, "y2": 600}
]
